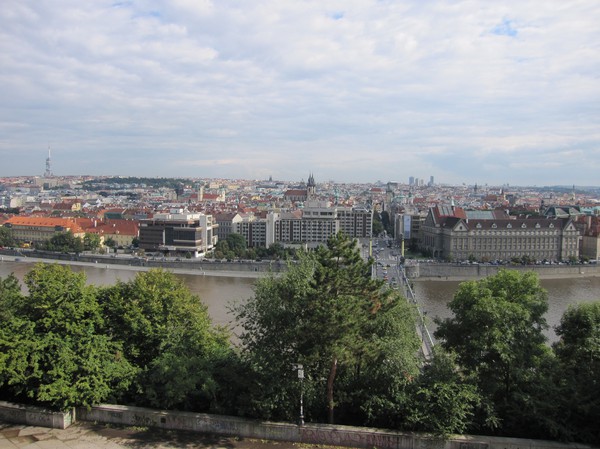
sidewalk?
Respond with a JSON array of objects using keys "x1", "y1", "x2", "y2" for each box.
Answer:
[{"x1": 0, "y1": 421, "x2": 330, "y2": 449}]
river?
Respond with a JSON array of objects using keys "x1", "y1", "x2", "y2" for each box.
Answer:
[
  {"x1": 413, "y1": 276, "x2": 600, "y2": 341},
  {"x1": 2, "y1": 259, "x2": 599, "y2": 343}
]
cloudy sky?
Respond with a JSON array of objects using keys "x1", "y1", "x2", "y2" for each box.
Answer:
[{"x1": 1, "y1": 1, "x2": 599, "y2": 185}]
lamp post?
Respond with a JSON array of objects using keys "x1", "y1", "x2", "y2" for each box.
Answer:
[{"x1": 292, "y1": 363, "x2": 304, "y2": 426}]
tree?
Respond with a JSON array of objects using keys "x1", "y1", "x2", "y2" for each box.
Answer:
[
  {"x1": 37, "y1": 231, "x2": 84, "y2": 253},
  {"x1": 83, "y1": 233, "x2": 101, "y2": 251},
  {"x1": 226, "y1": 233, "x2": 247, "y2": 254},
  {"x1": 405, "y1": 348, "x2": 486, "y2": 437},
  {"x1": 0, "y1": 226, "x2": 15, "y2": 247},
  {"x1": 215, "y1": 234, "x2": 247, "y2": 258},
  {"x1": 434, "y1": 270, "x2": 551, "y2": 435},
  {"x1": 372, "y1": 213, "x2": 384, "y2": 236},
  {"x1": 98, "y1": 269, "x2": 232, "y2": 411},
  {"x1": 0, "y1": 264, "x2": 135, "y2": 410},
  {"x1": 0, "y1": 273, "x2": 23, "y2": 320},
  {"x1": 553, "y1": 302, "x2": 600, "y2": 444},
  {"x1": 380, "y1": 210, "x2": 394, "y2": 237},
  {"x1": 234, "y1": 232, "x2": 420, "y2": 424}
]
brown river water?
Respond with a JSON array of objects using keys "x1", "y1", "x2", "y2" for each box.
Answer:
[{"x1": 2, "y1": 259, "x2": 599, "y2": 343}]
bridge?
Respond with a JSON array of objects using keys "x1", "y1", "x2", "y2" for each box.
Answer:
[{"x1": 397, "y1": 262, "x2": 435, "y2": 360}]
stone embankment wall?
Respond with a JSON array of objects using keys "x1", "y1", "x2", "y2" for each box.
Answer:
[
  {"x1": 0, "y1": 401, "x2": 74, "y2": 429},
  {"x1": 76, "y1": 404, "x2": 591, "y2": 449},
  {"x1": 0, "y1": 401, "x2": 592, "y2": 449},
  {"x1": 412, "y1": 263, "x2": 600, "y2": 280},
  {"x1": 1, "y1": 249, "x2": 286, "y2": 275}
]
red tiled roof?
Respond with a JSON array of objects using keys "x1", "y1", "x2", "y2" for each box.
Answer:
[{"x1": 5, "y1": 216, "x2": 85, "y2": 234}]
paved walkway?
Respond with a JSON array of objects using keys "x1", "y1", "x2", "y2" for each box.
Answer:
[{"x1": 0, "y1": 422, "x2": 325, "y2": 449}]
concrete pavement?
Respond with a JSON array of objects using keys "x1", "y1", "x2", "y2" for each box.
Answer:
[{"x1": 0, "y1": 421, "x2": 325, "y2": 449}]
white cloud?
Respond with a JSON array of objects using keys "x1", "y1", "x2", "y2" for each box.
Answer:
[{"x1": 0, "y1": 0, "x2": 599, "y2": 185}]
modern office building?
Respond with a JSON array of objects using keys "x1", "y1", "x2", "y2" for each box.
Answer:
[{"x1": 139, "y1": 209, "x2": 217, "y2": 257}]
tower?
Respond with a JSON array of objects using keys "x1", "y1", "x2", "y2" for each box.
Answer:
[
  {"x1": 386, "y1": 182, "x2": 394, "y2": 209},
  {"x1": 307, "y1": 173, "x2": 316, "y2": 199},
  {"x1": 44, "y1": 145, "x2": 53, "y2": 177}
]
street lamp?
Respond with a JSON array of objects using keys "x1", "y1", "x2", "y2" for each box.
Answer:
[{"x1": 291, "y1": 363, "x2": 304, "y2": 426}]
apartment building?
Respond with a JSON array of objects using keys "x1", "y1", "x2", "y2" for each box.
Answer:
[{"x1": 337, "y1": 206, "x2": 373, "y2": 238}]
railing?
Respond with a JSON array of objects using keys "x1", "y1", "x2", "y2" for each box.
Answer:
[{"x1": 398, "y1": 263, "x2": 434, "y2": 360}]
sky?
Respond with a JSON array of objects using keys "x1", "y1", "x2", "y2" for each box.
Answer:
[{"x1": 1, "y1": 1, "x2": 599, "y2": 186}]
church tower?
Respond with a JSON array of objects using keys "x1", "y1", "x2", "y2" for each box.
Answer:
[{"x1": 307, "y1": 173, "x2": 316, "y2": 199}]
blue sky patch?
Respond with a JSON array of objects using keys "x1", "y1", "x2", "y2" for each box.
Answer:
[{"x1": 492, "y1": 18, "x2": 518, "y2": 37}]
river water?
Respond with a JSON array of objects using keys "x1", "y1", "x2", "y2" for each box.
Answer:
[
  {"x1": 2, "y1": 260, "x2": 599, "y2": 343},
  {"x1": 413, "y1": 276, "x2": 600, "y2": 341}
]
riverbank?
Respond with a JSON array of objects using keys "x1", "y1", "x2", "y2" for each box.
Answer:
[
  {"x1": 3, "y1": 250, "x2": 599, "y2": 282},
  {"x1": 413, "y1": 262, "x2": 600, "y2": 281},
  {"x1": 0, "y1": 254, "x2": 270, "y2": 279}
]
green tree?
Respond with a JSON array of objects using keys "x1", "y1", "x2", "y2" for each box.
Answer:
[
  {"x1": 553, "y1": 302, "x2": 600, "y2": 444},
  {"x1": 265, "y1": 242, "x2": 287, "y2": 259},
  {"x1": 0, "y1": 264, "x2": 135, "y2": 410},
  {"x1": 83, "y1": 233, "x2": 101, "y2": 251},
  {"x1": 0, "y1": 273, "x2": 23, "y2": 320},
  {"x1": 38, "y1": 231, "x2": 84, "y2": 253},
  {"x1": 234, "y1": 233, "x2": 420, "y2": 424},
  {"x1": 405, "y1": 348, "x2": 487, "y2": 437},
  {"x1": 380, "y1": 210, "x2": 394, "y2": 237},
  {"x1": 434, "y1": 270, "x2": 550, "y2": 435},
  {"x1": 0, "y1": 226, "x2": 16, "y2": 247},
  {"x1": 226, "y1": 233, "x2": 247, "y2": 254},
  {"x1": 215, "y1": 234, "x2": 247, "y2": 258},
  {"x1": 99, "y1": 269, "x2": 232, "y2": 411},
  {"x1": 372, "y1": 212, "x2": 383, "y2": 236}
]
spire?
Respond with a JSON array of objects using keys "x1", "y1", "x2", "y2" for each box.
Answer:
[{"x1": 307, "y1": 172, "x2": 316, "y2": 198}]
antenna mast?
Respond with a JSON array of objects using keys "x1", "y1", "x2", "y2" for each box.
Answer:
[{"x1": 44, "y1": 145, "x2": 53, "y2": 177}]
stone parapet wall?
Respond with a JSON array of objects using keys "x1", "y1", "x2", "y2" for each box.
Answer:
[
  {"x1": 75, "y1": 404, "x2": 592, "y2": 449},
  {"x1": 0, "y1": 401, "x2": 74, "y2": 429},
  {"x1": 414, "y1": 263, "x2": 600, "y2": 280}
]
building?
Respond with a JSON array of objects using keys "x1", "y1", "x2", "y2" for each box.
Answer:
[
  {"x1": 337, "y1": 206, "x2": 373, "y2": 238},
  {"x1": 214, "y1": 212, "x2": 243, "y2": 241},
  {"x1": 283, "y1": 173, "x2": 316, "y2": 203},
  {"x1": 234, "y1": 216, "x2": 269, "y2": 248},
  {"x1": 271, "y1": 202, "x2": 371, "y2": 247},
  {"x1": 581, "y1": 216, "x2": 600, "y2": 261},
  {"x1": 420, "y1": 205, "x2": 580, "y2": 262},
  {"x1": 3, "y1": 216, "x2": 85, "y2": 245},
  {"x1": 139, "y1": 209, "x2": 217, "y2": 257},
  {"x1": 395, "y1": 211, "x2": 426, "y2": 245},
  {"x1": 97, "y1": 220, "x2": 139, "y2": 248}
]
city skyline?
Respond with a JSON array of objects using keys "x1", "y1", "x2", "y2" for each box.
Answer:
[{"x1": 1, "y1": 1, "x2": 599, "y2": 186}]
